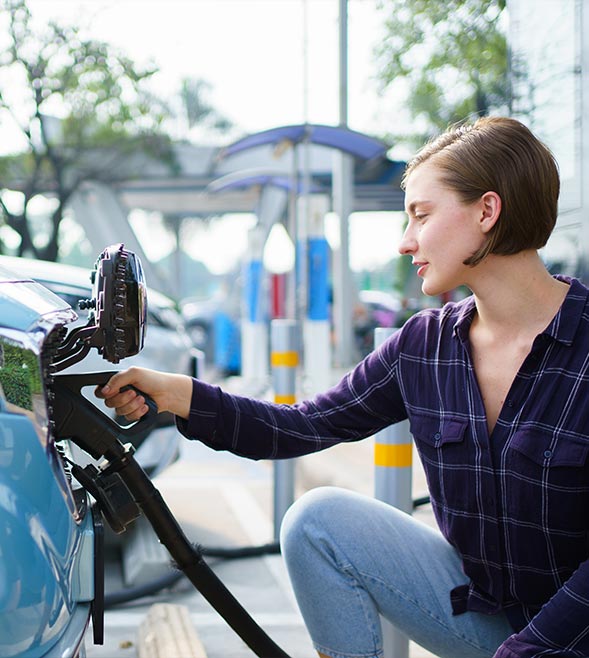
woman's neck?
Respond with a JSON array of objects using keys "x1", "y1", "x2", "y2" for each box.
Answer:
[{"x1": 468, "y1": 250, "x2": 569, "y2": 337}]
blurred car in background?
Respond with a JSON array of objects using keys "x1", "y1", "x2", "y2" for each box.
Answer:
[
  {"x1": 0, "y1": 254, "x2": 201, "y2": 475},
  {"x1": 353, "y1": 289, "x2": 434, "y2": 357},
  {"x1": 359, "y1": 289, "x2": 401, "y2": 326},
  {"x1": 181, "y1": 292, "x2": 241, "y2": 377},
  {"x1": 353, "y1": 289, "x2": 401, "y2": 357}
]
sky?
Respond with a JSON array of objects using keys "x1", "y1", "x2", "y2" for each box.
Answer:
[
  {"x1": 12, "y1": 0, "x2": 408, "y2": 274},
  {"x1": 25, "y1": 0, "x2": 401, "y2": 137}
]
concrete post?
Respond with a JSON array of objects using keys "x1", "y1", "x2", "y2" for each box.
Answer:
[
  {"x1": 373, "y1": 327, "x2": 412, "y2": 658},
  {"x1": 271, "y1": 319, "x2": 299, "y2": 540},
  {"x1": 332, "y1": 0, "x2": 355, "y2": 368}
]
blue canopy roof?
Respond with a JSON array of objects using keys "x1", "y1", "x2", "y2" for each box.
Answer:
[{"x1": 220, "y1": 123, "x2": 389, "y2": 161}]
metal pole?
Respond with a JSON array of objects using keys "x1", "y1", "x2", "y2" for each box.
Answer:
[
  {"x1": 271, "y1": 319, "x2": 299, "y2": 540},
  {"x1": 373, "y1": 327, "x2": 412, "y2": 658},
  {"x1": 332, "y1": 0, "x2": 355, "y2": 367},
  {"x1": 331, "y1": 152, "x2": 354, "y2": 367},
  {"x1": 338, "y1": 0, "x2": 348, "y2": 126}
]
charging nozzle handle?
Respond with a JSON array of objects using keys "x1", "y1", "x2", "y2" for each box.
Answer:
[
  {"x1": 53, "y1": 371, "x2": 292, "y2": 657},
  {"x1": 52, "y1": 371, "x2": 158, "y2": 460}
]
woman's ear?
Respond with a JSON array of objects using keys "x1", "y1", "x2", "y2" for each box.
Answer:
[{"x1": 479, "y1": 191, "x2": 502, "y2": 234}]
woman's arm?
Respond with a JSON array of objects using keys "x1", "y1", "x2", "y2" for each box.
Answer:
[
  {"x1": 494, "y1": 559, "x2": 589, "y2": 658},
  {"x1": 95, "y1": 334, "x2": 408, "y2": 461}
]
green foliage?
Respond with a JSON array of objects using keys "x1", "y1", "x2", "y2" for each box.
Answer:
[
  {"x1": 0, "y1": 0, "x2": 175, "y2": 260},
  {"x1": 376, "y1": 0, "x2": 508, "y2": 144},
  {"x1": 0, "y1": 340, "x2": 42, "y2": 411},
  {"x1": 179, "y1": 78, "x2": 233, "y2": 134}
]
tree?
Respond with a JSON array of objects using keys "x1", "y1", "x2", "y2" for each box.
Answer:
[
  {"x1": 0, "y1": 0, "x2": 176, "y2": 260},
  {"x1": 178, "y1": 78, "x2": 233, "y2": 136},
  {"x1": 375, "y1": 0, "x2": 508, "y2": 144}
]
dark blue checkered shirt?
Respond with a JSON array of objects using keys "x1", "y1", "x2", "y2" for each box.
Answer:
[{"x1": 179, "y1": 276, "x2": 589, "y2": 657}]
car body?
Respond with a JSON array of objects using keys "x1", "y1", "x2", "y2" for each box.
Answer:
[{"x1": 0, "y1": 263, "x2": 95, "y2": 658}]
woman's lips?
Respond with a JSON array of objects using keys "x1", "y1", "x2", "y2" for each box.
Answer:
[{"x1": 414, "y1": 262, "x2": 428, "y2": 277}]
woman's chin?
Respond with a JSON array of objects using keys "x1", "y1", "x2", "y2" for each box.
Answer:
[
  {"x1": 421, "y1": 279, "x2": 440, "y2": 297},
  {"x1": 421, "y1": 278, "x2": 451, "y2": 299}
]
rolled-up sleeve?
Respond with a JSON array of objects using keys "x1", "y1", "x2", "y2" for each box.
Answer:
[{"x1": 495, "y1": 559, "x2": 589, "y2": 658}]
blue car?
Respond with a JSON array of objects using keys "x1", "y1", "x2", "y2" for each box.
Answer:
[
  {"x1": 0, "y1": 261, "x2": 97, "y2": 657},
  {"x1": 0, "y1": 244, "x2": 155, "y2": 657}
]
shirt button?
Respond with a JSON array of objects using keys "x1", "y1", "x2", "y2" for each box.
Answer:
[
  {"x1": 507, "y1": 399, "x2": 514, "y2": 408},
  {"x1": 543, "y1": 450, "x2": 552, "y2": 459},
  {"x1": 434, "y1": 432, "x2": 441, "y2": 440}
]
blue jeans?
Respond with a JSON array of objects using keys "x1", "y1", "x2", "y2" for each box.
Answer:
[{"x1": 280, "y1": 487, "x2": 514, "y2": 658}]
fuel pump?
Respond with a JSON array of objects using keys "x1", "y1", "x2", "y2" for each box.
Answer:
[{"x1": 50, "y1": 244, "x2": 292, "y2": 658}]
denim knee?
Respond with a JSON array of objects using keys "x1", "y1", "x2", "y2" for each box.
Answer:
[
  {"x1": 280, "y1": 486, "x2": 350, "y2": 556},
  {"x1": 280, "y1": 487, "x2": 342, "y2": 550}
]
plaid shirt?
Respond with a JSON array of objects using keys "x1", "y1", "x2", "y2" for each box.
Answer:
[{"x1": 179, "y1": 276, "x2": 589, "y2": 657}]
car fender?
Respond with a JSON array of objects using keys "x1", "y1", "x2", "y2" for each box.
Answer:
[{"x1": 0, "y1": 413, "x2": 91, "y2": 658}]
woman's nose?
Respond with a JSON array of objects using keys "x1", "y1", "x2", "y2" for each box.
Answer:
[{"x1": 398, "y1": 225, "x2": 417, "y2": 255}]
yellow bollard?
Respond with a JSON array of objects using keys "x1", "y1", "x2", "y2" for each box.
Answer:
[
  {"x1": 373, "y1": 327, "x2": 412, "y2": 658},
  {"x1": 271, "y1": 319, "x2": 299, "y2": 540}
]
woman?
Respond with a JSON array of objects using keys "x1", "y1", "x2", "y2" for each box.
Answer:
[{"x1": 97, "y1": 117, "x2": 589, "y2": 658}]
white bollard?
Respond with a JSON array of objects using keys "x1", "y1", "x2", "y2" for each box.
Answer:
[
  {"x1": 242, "y1": 226, "x2": 269, "y2": 387},
  {"x1": 301, "y1": 195, "x2": 332, "y2": 393},
  {"x1": 271, "y1": 319, "x2": 299, "y2": 540},
  {"x1": 373, "y1": 327, "x2": 412, "y2": 658}
]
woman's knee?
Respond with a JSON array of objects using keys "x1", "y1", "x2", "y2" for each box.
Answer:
[{"x1": 280, "y1": 486, "x2": 352, "y2": 556}]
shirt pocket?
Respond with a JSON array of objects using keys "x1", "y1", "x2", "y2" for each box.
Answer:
[
  {"x1": 411, "y1": 414, "x2": 468, "y2": 449},
  {"x1": 509, "y1": 428, "x2": 589, "y2": 469},
  {"x1": 410, "y1": 413, "x2": 470, "y2": 513},
  {"x1": 507, "y1": 428, "x2": 589, "y2": 529}
]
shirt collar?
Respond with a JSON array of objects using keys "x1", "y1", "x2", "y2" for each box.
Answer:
[
  {"x1": 453, "y1": 296, "x2": 477, "y2": 345},
  {"x1": 452, "y1": 275, "x2": 589, "y2": 347},
  {"x1": 543, "y1": 275, "x2": 588, "y2": 346}
]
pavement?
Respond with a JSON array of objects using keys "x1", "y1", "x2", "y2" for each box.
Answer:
[{"x1": 85, "y1": 368, "x2": 440, "y2": 658}]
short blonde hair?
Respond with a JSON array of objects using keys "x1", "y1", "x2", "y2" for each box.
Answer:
[{"x1": 402, "y1": 117, "x2": 560, "y2": 266}]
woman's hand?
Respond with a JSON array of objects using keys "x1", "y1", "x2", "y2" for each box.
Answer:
[{"x1": 95, "y1": 366, "x2": 193, "y2": 421}]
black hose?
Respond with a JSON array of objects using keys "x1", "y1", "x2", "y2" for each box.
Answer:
[
  {"x1": 110, "y1": 449, "x2": 291, "y2": 658},
  {"x1": 202, "y1": 541, "x2": 281, "y2": 558},
  {"x1": 104, "y1": 542, "x2": 281, "y2": 609},
  {"x1": 413, "y1": 494, "x2": 431, "y2": 508}
]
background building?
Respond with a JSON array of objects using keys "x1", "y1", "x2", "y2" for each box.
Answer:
[{"x1": 509, "y1": 0, "x2": 588, "y2": 282}]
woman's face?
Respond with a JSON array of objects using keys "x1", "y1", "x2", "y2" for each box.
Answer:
[{"x1": 399, "y1": 162, "x2": 488, "y2": 297}]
